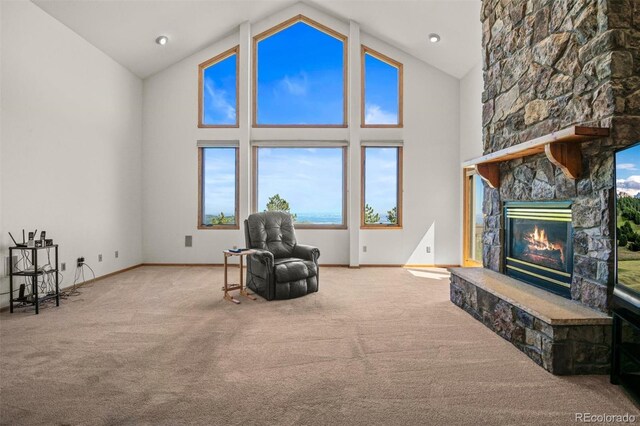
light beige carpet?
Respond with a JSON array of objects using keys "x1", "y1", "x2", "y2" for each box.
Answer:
[{"x1": 0, "y1": 266, "x2": 637, "y2": 425}]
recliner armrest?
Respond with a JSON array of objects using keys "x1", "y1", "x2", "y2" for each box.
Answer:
[
  {"x1": 292, "y1": 244, "x2": 320, "y2": 262},
  {"x1": 250, "y1": 249, "x2": 274, "y2": 267}
]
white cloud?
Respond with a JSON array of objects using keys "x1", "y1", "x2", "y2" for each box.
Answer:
[
  {"x1": 617, "y1": 163, "x2": 638, "y2": 170},
  {"x1": 618, "y1": 176, "x2": 640, "y2": 185},
  {"x1": 204, "y1": 80, "x2": 235, "y2": 121},
  {"x1": 617, "y1": 175, "x2": 640, "y2": 196},
  {"x1": 204, "y1": 173, "x2": 235, "y2": 185},
  {"x1": 365, "y1": 104, "x2": 397, "y2": 125},
  {"x1": 278, "y1": 73, "x2": 309, "y2": 96},
  {"x1": 257, "y1": 149, "x2": 343, "y2": 213}
]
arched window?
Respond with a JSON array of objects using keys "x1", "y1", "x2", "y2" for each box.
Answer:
[
  {"x1": 253, "y1": 15, "x2": 347, "y2": 127},
  {"x1": 198, "y1": 46, "x2": 239, "y2": 127},
  {"x1": 361, "y1": 46, "x2": 403, "y2": 128}
]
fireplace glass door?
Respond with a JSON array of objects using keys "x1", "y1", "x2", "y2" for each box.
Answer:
[{"x1": 505, "y1": 202, "x2": 573, "y2": 297}]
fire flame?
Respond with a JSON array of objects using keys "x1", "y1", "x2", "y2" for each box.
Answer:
[{"x1": 524, "y1": 225, "x2": 564, "y2": 263}]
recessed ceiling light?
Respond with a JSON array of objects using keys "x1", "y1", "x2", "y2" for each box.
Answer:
[
  {"x1": 428, "y1": 33, "x2": 441, "y2": 43},
  {"x1": 155, "y1": 35, "x2": 169, "y2": 46}
]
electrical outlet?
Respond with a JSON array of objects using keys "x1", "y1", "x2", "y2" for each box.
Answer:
[
  {"x1": 185, "y1": 235, "x2": 193, "y2": 247},
  {"x1": 61, "y1": 262, "x2": 66, "y2": 272},
  {"x1": 98, "y1": 254, "x2": 103, "y2": 262},
  {"x1": 77, "y1": 257, "x2": 85, "y2": 268},
  {"x1": 362, "y1": 245, "x2": 367, "y2": 253},
  {"x1": 426, "y1": 246, "x2": 431, "y2": 253},
  {"x1": 115, "y1": 250, "x2": 119, "y2": 259}
]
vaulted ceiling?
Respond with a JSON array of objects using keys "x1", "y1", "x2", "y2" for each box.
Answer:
[{"x1": 32, "y1": 0, "x2": 481, "y2": 79}]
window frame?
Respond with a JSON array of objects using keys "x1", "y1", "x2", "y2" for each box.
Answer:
[
  {"x1": 198, "y1": 146, "x2": 240, "y2": 230},
  {"x1": 463, "y1": 167, "x2": 483, "y2": 267},
  {"x1": 360, "y1": 45, "x2": 404, "y2": 128},
  {"x1": 198, "y1": 45, "x2": 240, "y2": 128},
  {"x1": 360, "y1": 146, "x2": 403, "y2": 229},
  {"x1": 251, "y1": 145, "x2": 348, "y2": 229},
  {"x1": 252, "y1": 14, "x2": 348, "y2": 128}
]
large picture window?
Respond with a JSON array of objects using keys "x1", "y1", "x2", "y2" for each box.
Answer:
[
  {"x1": 361, "y1": 146, "x2": 403, "y2": 228},
  {"x1": 198, "y1": 46, "x2": 239, "y2": 128},
  {"x1": 198, "y1": 147, "x2": 239, "y2": 229},
  {"x1": 361, "y1": 46, "x2": 403, "y2": 128},
  {"x1": 253, "y1": 15, "x2": 347, "y2": 127},
  {"x1": 616, "y1": 142, "x2": 640, "y2": 294},
  {"x1": 463, "y1": 168, "x2": 484, "y2": 266},
  {"x1": 254, "y1": 146, "x2": 347, "y2": 228}
]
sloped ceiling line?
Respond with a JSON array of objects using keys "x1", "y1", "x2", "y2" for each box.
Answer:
[{"x1": 32, "y1": 0, "x2": 481, "y2": 79}]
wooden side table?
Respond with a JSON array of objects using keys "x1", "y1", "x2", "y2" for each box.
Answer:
[{"x1": 222, "y1": 249, "x2": 257, "y2": 304}]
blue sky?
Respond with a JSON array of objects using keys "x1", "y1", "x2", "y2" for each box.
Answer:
[
  {"x1": 257, "y1": 148, "x2": 343, "y2": 219},
  {"x1": 473, "y1": 174, "x2": 484, "y2": 224},
  {"x1": 203, "y1": 148, "x2": 236, "y2": 217},
  {"x1": 616, "y1": 144, "x2": 640, "y2": 196},
  {"x1": 201, "y1": 20, "x2": 403, "y2": 222},
  {"x1": 202, "y1": 53, "x2": 236, "y2": 125},
  {"x1": 256, "y1": 21, "x2": 344, "y2": 125},
  {"x1": 364, "y1": 147, "x2": 398, "y2": 218},
  {"x1": 200, "y1": 147, "x2": 398, "y2": 224},
  {"x1": 364, "y1": 53, "x2": 399, "y2": 125},
  {"x1": 202, "y1": 20, "x2": 399, "y2": 126}
]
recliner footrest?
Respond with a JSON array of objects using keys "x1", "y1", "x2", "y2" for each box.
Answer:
[{"x1": 274, "y1": 258, "x2": 317, "y2": 283}]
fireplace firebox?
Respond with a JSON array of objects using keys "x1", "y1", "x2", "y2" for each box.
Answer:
[{"x1": 504, "y1": 202, "x2": 573, "y2": 298}]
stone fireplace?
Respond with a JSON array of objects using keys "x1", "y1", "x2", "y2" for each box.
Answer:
[
  {"x1": 504, "y1": 202, "x2": 573, "y2": 297},
  {"x1": 478, "y1": 0, "x2": 640, "y2": 313},
  {"x1": 449, "y1": 0, "x2": 640, "y2": 375}
]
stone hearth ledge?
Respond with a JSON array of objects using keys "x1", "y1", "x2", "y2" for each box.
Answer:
[
  {"x1": 449, "y1": 267, "x2": 612, "y2": 375},
  {"x1": 449, "y1": 268, "x2": 611, "y2": 326}
]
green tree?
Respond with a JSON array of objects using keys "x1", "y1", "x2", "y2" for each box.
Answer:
[
  {"x1": 618, "y1": 197, "x2": 640, "y2": 225},
  {"x1": 364, "y1": 204, "x2": 380, "y2": 224},
  {"x1": 210, "y1": 212, "x2": 234, "y2": 225},
  {"x1": 619, "y1": 231, "x2": 628, "y2": 247},
  {"x1": 265, "y1": 194, "x2": 297, "y2": 220},
  {"x1": 386, "y1": 206, "x2": 397, "y2": 224}
]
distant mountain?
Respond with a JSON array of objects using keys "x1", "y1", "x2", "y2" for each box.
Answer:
[
  {"x1": 619, "y1": 190, "x2": 640, "y2": 199},
  {"x1": 617, "y1": 175, "x2": 640, "y2": 197}
]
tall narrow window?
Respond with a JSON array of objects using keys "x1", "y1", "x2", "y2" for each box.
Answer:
[
  {"x1": 463, "y1": 169, "x2": 484, "y2": 266},
  {"x1": 199, "y1": 147, "x2": 239, "y2": 229},
  {"x1": 254, "y1": 146, "x2": 347, "y2": 228},
  {"x1": 361, "y1": 46, "x2": 403, "y2": 128},
  {"x1": 198, "y1": 46, "x2": 239, "y2": 127},
  {"x1": 253, "y1": 15, "x2": 347, "y2": 127},
  {"x1": 361, "y1": 146, "x2": 403, "y2": 228}
]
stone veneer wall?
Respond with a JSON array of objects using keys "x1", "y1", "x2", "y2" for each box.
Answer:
[
  {"x1": 450, "y1": 273, "x2": 611, "y2": 374},
  {"x1": 481, "y1": 0, "x2": 640, "y2": 313}
]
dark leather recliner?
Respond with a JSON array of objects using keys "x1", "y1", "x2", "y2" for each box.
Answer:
[{"x1": 244, "y1": 212, "x2": 320, "y2": 300}]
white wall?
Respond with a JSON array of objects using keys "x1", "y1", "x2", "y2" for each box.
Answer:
[
  {"x1": 459, "y1": 61, "x2": 483, "y2": 163},
  {"x1": 142, "y1": 3, "x2": 461, "y2": 266},
  {"x1": 0, "y1": 1, "x2": 143, "y2": 306},
  {"x1": 358, "y1": 33, "x2": 460, "y2": 266},
  {"x1": 142, "y1": 31, "x2": 246, "y2": 265}
]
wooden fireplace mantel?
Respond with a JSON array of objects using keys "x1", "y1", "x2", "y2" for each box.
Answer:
[{"x1": 462, "y1": 126, "x2": 610, "y2": 188}]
